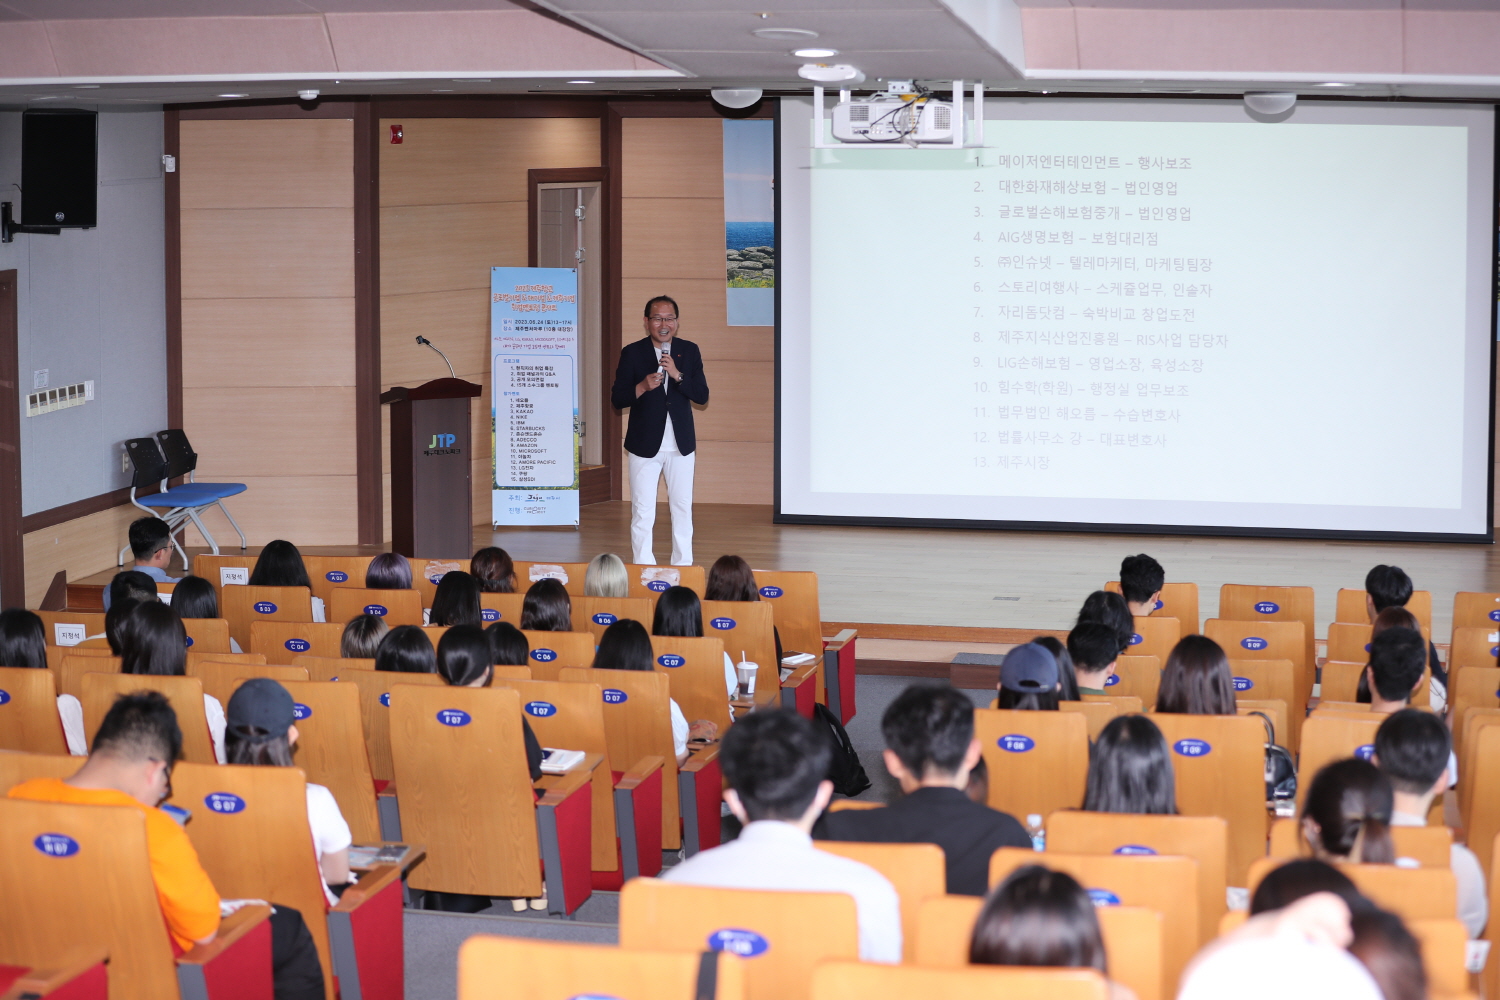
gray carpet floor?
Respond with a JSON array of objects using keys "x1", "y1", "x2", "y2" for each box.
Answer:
[{"x1": 400, "y1": 673, "x2": 986, "y2": 1000}]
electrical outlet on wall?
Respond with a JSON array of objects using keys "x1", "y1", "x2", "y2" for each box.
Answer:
[{"x1": 121, "y1": 448, "x2": 130, "y2": 474}]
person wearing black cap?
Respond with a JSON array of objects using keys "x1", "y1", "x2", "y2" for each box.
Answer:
[{"x1": 997, "y1": 642, "x2": 1062, "y2": 710}]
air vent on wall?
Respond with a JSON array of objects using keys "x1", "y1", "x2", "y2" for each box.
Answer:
[{"x1": 28, "y1": 380, "x2": 93, "y2": 417}]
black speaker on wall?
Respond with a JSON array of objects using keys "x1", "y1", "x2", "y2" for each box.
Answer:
[{"x1": 21, "y1": 109, "x2": 97, "y2": 229}]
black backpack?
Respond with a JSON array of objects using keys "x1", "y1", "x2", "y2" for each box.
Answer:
[{"x1": 813, "y1": 702, "x2": 870, "y2": 797}]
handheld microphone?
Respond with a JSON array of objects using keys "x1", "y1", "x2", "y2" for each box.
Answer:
[{"x1": 415, "y1": 335, "x2": 456, "y2": 379}]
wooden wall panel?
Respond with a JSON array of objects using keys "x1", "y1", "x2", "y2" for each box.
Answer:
[
  {"x1": 379, "y1": 118, "x2": 600, "y2": 208},
  {"x1": 21, "y1": 504, "x2": 138, "y2": 608},
  {"x1": 179, "y1": 118, "x2": 358, "y2": 547},
  {"x1": 619, "y1": 117, "x2": 773, "y2": 505}
]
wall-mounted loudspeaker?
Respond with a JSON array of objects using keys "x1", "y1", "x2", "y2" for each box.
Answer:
[{"x1": 21, "y1": 110, "x2": 97, "y2": 229}]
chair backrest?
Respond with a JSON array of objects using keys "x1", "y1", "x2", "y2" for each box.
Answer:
[
  {"x1": 45, "y1": 643, "x2": 113, "y2": 671},
  {"x1": 185, "y1": 650, "x2": 267, "y2": 670},
  {"x1": 1459, "y1": 708, "x2": 1500, "y2": 808},
  {"x1": 169, "y1": 761, "x2": 334, "y2": 1000},
  {"x1": 991, "y1": 847, "x2": 1198, "y2": 994},
  {"x1": 456, "y1": 936, "x2": 747, "y2": 1000},
  {"x1": 0, "y1": 667, "x2": 67, "y2": 754},
  {"x1": 700, "y1": 601, "x2": 778, "y2": 695},
  {"x1": 1237, "y1": 701, "x2": 1288, "y2": 756},
  {"x1": 0, "y1": 796, "x2": 181, "y2": 1000},
  {"x1": 294, "y1": 655, "x2": 374, "y2": 682},
  {"x1": 1246, "y1": 857, "x2": 1457, "y2": 923},
  {"x1": 1061, "y1": 697, "x2": 1140, "y2": 739},
  {"x1": 327, "y1": 588, "x2": 423, "y2": 629},
  {"x1": 750, "y1": 570, "x2": 822, "y2": 660},
  {"x1": 155, "y1": 428, "x2": 198, "y2": 479},
  {"x1": 180, "y1": 617, "x2": 232, "y2": 654},
  {"x1": 337, "y1": 669, "x2": 446, "y2": 782},
  {"x1": 514, "y1": 560, "x2": 590, "y2": 596},
  {"x1": 388, "y1": 684, "x2": 544, "y2": 897},
  {"x1": 1295, "y1": 713, "x2": 1383, "y2": 808},
  {"x1": 558, "y1": 666, "x2": 681, "y2": 851},
  {"x1": 1452, "y1": 592, "x2": 1500, "y2": 643},
  {"x1": 1203, "y1": 618, "x2": 1310, "y2": 721},
  {"x1": 1336, "y1": 588, "x2": 1432, "y2": 631},
  {"x1": 1109, "y1": 654, "x2": 1160, "y2": 705},
  {"x1": 811, "y1": 961, "x2": 1107, "y2": 1000},
  {"x1": 192, "y1": 554, "x2": 257, "y2": 601},
  {"x1": 1325, "y1": 622, "x2": 1373, "y2": 668},
  {"x1": 301, "y1": 555, "x2": 376, "y2": 606},
  {"x1": 249, "y1": 621, "x2": 347, "y2": 664},
  {"x1": 0, "y1": 748, "x2": 79, "y2": 788},
  {"x1": 81, "y1": 672, "x2": 216, "y2": 765},
  {"x1": 521, "y1": 630, "x2": 597, "y2": 679},
  {"x1": 815, "y1": 841, "x2": 945, "y2": 962},
  {"x1": 972, "y1": 708, "x2": 1088, "y2": 822},
  {"x1": 1107, "y1": 580, "x2": 1200, "y2": 634},
  {"x1": 649, "y1": 635, "x2": 731, "y2": 733},
  {"x1": 1126, "y1": 616, "x2": 1181, "y2": 664},
  {"x1": 33, "y1": 610, "x2": 105, "y2": 649},
  {"x1": 186, "y1": 661, "x2": 308, "y2": 707},
  {"x1": 478, "y1": 592, "x2": 527, "y2": 626},
  {"x1": 1409, "y1": 918, "x2": 1469, "y2": 1000},
  {"x1": 278, "y1": 680, "x2": 381, "y2": 843},
  {"x1": 1450, "y1": 667, "x2": 1500, "y2": 748},
  {"x1": 619, "y1": 878, "x2": 858, "y2": 1000},
  {"x1": 625, "y1": 563, "x2": 707, "y2": 601},
  {"x1": 571, "y1": 596, "x2": 655, "y2": 642},
  {"x1": 1226, "y1": 658, "x2": 1299, "y2": 749},
  {"x1": 1449, "y1": 626, "x2": 1498, "y2": 674},
  {"x1": 52, "y1": 654, "x2": 121, "y2": 700},
  {"x1": 220, "y1": 585, "x2": 314, "y2": 649},
  {"x1": 1046, "y1": 810, "x2": 1228, "y2": 943},
  {"x1": 1265, "y1": 816, "x2": 1453, "y2": 868},
  {"x1": 1145, "y1": 713, "x2": 1267, "y2": 886},
  {"x1": 1463, "y1": 723, "x2": 1500, "y2": 872},
  {"x1": 125, "y1": 435, "x2": 170, "y2": 486},
  {"x1": 409, "y1": 557, "x2": 471, "y2": 607},
  {"x1": 1218, "y1": 584, "x2": 1315, "y2": 674}
]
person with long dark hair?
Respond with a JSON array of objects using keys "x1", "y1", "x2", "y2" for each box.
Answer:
[
  {"x1": 1301, "y1": 758, "x2": 1396, "y2": 865},
  {"x1": 119, "y1": 601, "x2": 226, "y2": 762},
  {"x1": 364, "y1": 552, "x2": 412, "y2": 590},
  {"x1": 651, "y1": 585, "x2": 736, "y2": 698},
  {"x1": 1075, "y1": 590, "x2": 1134, "y2": 656},
  {"x1": 591, "y1": 618, "x2": 712, "y2": 761},
  {"x1": 705, "y1": 554, "x2": 784, "y2": 664},
  {"x1": 429, "y1": 571, "x2": 483, "y2": 627},
  {"x1": 486, "y1": 621, "x2": 529, "y2": 666},
  {"x1": 1156, "y1": 635, "x2": 1237, "y2": 715},
  {"x1": 170, "y1": 576, "x2": 244, "y2": 652},
  {"x1": 0, "y1": 607, "x2": 85, "y2": 754},
  {"x1": 248, "y1": 540, "x2": 323, "y2": 623},
  {"x1": 520, "y1": 578, "x2": 571, "y2": 632},
  {"x1": 1083, "y1": 715, "x2": 1177, "y2": 815},
  {"x1": 470, "y1": 546, "x2": 516, "y2": 594},
  {"x1": 374, "y1": 625, "x2": 436, "y2": 674}
]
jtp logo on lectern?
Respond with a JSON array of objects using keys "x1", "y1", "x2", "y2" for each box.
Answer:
[{"x1": 424, "y1": 432, "x2": 461, "y2": 456}]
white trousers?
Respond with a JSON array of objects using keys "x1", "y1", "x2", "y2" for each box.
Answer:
[{"x1": 628, "y1": 418, "x2": 695, "y2": 566}]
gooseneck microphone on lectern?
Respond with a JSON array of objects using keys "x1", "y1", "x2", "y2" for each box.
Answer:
[{"x1": 415, "y1": 335, "x2": 455, "y2": 378}]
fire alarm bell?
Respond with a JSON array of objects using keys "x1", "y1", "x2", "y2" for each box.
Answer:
[{"x1": 390, "y1": 125, "x2": 404, "y2": 144}]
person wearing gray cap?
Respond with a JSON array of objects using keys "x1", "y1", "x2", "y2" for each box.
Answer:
[{"x1": 997, "y1": 642, "x2": 1062, "y2": 711}]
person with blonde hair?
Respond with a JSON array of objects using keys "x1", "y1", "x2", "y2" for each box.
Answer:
[{"x1": 584, "y1": 553, "x2": 629, "y2": 598}]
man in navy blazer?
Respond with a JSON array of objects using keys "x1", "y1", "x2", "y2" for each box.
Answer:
[{"x1": 610, "y1": 295, "x2": 710, "y2": 565}]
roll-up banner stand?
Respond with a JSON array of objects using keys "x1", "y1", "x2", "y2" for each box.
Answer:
[{"x1": 491, "y1": 267, "x2": 580, "y2": 527}]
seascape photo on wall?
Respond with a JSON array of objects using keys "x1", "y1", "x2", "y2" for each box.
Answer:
[{"x1": 724, "y1": 118, "x2": 775, "y2": 326}]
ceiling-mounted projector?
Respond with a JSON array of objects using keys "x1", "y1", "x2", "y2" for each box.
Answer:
[{"x1": 831, "y1": 82, "x2": 954, "y2": 144}]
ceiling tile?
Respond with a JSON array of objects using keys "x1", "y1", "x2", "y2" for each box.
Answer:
[
  {"x1": 0, "y1": 0, "x2": 317, "y2": 16},
  {"x1": 551, "y1": 0, "x2": 933, "y2": 10},
  {"x1": 309, "y1": 0, "x2": 525, "y2": 10},
  {"x1": 650, "y1": 46, "x2": 1015, "y2": 80},
  {"x1": 577, "y1": 9, "x2": 985, "y2": 53}
]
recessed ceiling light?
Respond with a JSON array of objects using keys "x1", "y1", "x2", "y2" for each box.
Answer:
[
  {"x1": 792, "y1": 47, "x2": 838, "y2": 58},
  {"x1": 452, "y1": 78, "x2": 491, "y2": 83},
  {"x1": 753, "y1": 27, "x2": 818, "y2": 40},
  {"x1": 568, "y1": 80, "x2": 595, "y2": 85},
  {"x1": 217, "y1": 93, "x2": 249, "y2": 98},
  {"x1": 798, "y1": 63, "x2": 864, "y2": 84},
  {"x1": 1316, "y1": 82, "x2": 1354, "y2": 88},
  {"x1": 73, "y1": 84, "x2": 99, "y2": 90}
]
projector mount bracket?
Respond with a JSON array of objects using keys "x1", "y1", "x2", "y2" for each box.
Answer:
[{"x1": 0, "y1": 202, "x2": 62, "y2": 243}]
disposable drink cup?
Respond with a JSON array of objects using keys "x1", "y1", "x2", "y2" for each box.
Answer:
[{"x1": 736, "y1": 661, "x2": 758, "y2": 699}]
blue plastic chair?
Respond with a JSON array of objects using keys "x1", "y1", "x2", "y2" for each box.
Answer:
[
  {"x1": 116, "y1": 438, "x2": 235, "y2": 568},
  {"x1": 155, "y1": 429, "x2": 248, "y2": 554}
]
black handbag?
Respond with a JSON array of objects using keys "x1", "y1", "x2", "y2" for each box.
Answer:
[{"x1": 1247, "y1": 710, "x2": 1297, "y2": 802}]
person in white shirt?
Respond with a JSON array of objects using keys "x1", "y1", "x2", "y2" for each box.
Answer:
[
  {"x1": 118, "y1": 600, "x2": 227, "y2": 763},
  {"x1": 1372, "y1": 708, "x2": 1487, "y2": 937},
  {"x1": 225, "y1": 678, "x2": 353, "y2": 904},
  {"x1": 0, "y1": 607, "x2": 89, "y2": 754},
  {"x1": 663, "y1": 709, "x2": 902, "y2": 963},
  {"x1": 590, "y1": 618, "x2": 716, "y2": 761},
  {"x1": 651, "y1": 586, "x2": 740, "y2": 703}
]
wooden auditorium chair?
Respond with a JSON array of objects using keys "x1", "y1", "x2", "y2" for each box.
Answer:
[
  {"x1": 187, "y1": 661, "x2": 307, "y2": 707},
  {"x1": 816, "y1": 841, "x2": 944, "y2": 962},
  {"x1": 300, "y1": 555, "x2": 374, "y2": 607},
  {"x1": 812, "y1": 961, "x2": 1107, "y2": 1000},
  {"x1": 44, "y1": 642, "x2": 112, "y2": 672},
  {"x1": 181, "y1": 617, "x2": 233, "y2": 654},
  {"x1": 1146, "y1": 712, "x2": 1267, "y2": 886},
  {"x1": 1452, "y1": 592, "x2": 1500, "y2": 647},
  {"x1": 192, "y1": 553, "x2": 256, "y2": 595},
  {"x1": 1218, "y1": 584, "x2": 1316, "y2": 674},
  {"x1": 625, "y1": 563, "x2": 706, "y2": 601},
  {"x1": 1336, "y1": 587, "x2": 1432, "y2": 630},
  {"x1": 1321, "y1": 658, "x2": 1431, "y2": 707},
  {"x1": 33, "y1": 611, "x2": 105, "y2": 650},
  {"x1": 749, "y1": 569, "x2": 828, "y2": 711},
  {"x1": 1107, "y1": 579, "x2": 1200, "y2": 633},
  {"x1": 1046, "y1": 810, "x2": 1228, "y2": 942},
  {"x1": 456, "y1": 936, "x2": 746, "y2": 1000},
  {"x1": 513, "y1": 561, "x2": 590, "y2": 596},
  {"x1": 1204, "y1": 618, "x2": 1310, "y2": 724},
  {"x1": 185, "y1": 651, "x2": 267, "y2": 671},
  {"x1": 1237, "y1": 699, "x2": 1289, "y2": 757},
  {"x1": 0, "y1": 950, "x2": 107, "y2": 1000},
  {"x1": 249, "y1": 621, "x2": 346, "y2": 664},
  {"x1": 335, "y1": 670, "x2": 445, "y2": 787},
  {"x1": 492, "y1": 676, "x2": 664, "y2": 885},
  {"x1": 700, "y1": 601, "x2": 779, "y2": 698},
  {"x1": 914, "y1": 894, "x2": 1161, "y2": 1000},
  {"x1": 388, "y1": 684, "x2": 594, "y2": 915},
  {"x1": 1061, "y1": 695, "x2": 1142, "y2": 740},
  {"x1": 619, "y1": 879, "x2": 857, "y2": 1000},
  {"x1": 1265, "y1": 816, "x2": 1452, "y2": 868},
  {"x1": 52, "y1": 653, "x2": 119, "y2": 702},
  {"x1": 1125, "y1": 616, "x2": 1181, "y2": 664},
  {"x1": 990, "y1": 847, "x2": 1198, "y2": 994},
  {"x1": 1295, "y1": 713, "x2": 1383, "y2": 809},
  {"x1": 520, "y1": 630, "x2": 597, "y2": 680},
  {"x1": 1448, "y1": 626, "x2": 1498, "y2": 674},
  {"x1": 1462, "y1": 723, "x2": 1500, "y2": 871},
  {"x1": 326, "y1": 588, "x2": 423, "y2": 629},
  {"x1": 1448, "y1": 668, "x2": 1500, "y2": 744},
  {"x1": 1108, "y1": 654, "x2": 1160, "y2": 705},
  {"x1": 0, "y1": 796, "x2": 273, "y2": 1000},
  {"x1": 0, "y1": 667, "x2": 68, "y2": 754},
  {"x1": 1407, "y1": 918, "x2": 1472, "y2": 1000},
  {"x1": 80, "y1": 673, "x2": 217, "y2": 765},
  {"x1": 478, "y1": 592, "x2": 526, "y2": 626},
  {"x1": 650, "y1": 635, "x2": 732, "y2": 734},
  {"x1": 1325, "y1": 622, "x2": 1373, "y2": 667},
  {"x1": 1246, "y1": 857, "x2": 1457, "y2": 923},
  {"x1": 293, "y1": 655, "x2": 373, "y2": 683},
  {"x1": 0, "y1": 749, "x2": 79, "y2": 790},
  {"x1": 1484, "y1": 834, "x2": 1500, "y2": 999},
  {"x1": 279, "y1": 680, "x2": 382, "y2": 843},
  {"x1": 170, "y1": 762, "x2": 405, "y2": 1000},
  {"x1": 972, "y1": 708, "x2": 1088, "y2": 822},
  {"x1": 409, "y1": 557, "x2": 469, "y2": 607},
  {"x1": 220, "y1": 586, "x2": 314, "y2": 650},
  {"x1": 571, "y1": 596, "x2": 654, "y2": 641}
]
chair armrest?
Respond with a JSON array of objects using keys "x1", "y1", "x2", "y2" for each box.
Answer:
[
  {"x1": 332, "y1": 864, "x2": 402, "y2": 913},
  {"x1": 780, "y1": 660, "x2": 819, "y2": 688},
  {"x1": 4, "y1": 951, "x2": 108, "y2": 999},
  {"x1": 376, "y1": 782, "x2": 397, "y2": 799},
  {"x1": 537, "y1": 763, "x2": 594, "y2": 807},
  {"x1": 823, "y1": 628, "x2": 857, "y2": 650},
  {"x1": 178, "y1": 904, "x2": 273, "y2": 967},
  {"x1": 615, "y1": 755, "x2": 666, "y2": 791},
  {"x1": 683, "y1": 743, "x2": 721, "y2": 771}
]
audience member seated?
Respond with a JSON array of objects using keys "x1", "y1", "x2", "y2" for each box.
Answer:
[
  {"x1": 172, "y1": 575, "x2": 243, "y2": 653},
  {"x1": 429, "y1": 571, "x2": 482, "y2": 627},
  {"x1": 1356, "y1": 606, "x2": 1420, "y2": 703},
  {"x1": 436, "y1": 624, "x2": 543, "y2": 781},
  {"x1": 1365, "y1": 563, "x2": 1446, "y2": 702},
  {"x1": 651, "y1": 585, "x2": 737, "y2": 698},
  {"x1": 1067, "y1": 623, "x2": 1120, "y2": 695},
  {"x1": 7, "y1": 690, "x2": 327, "y2": 1000},
  {"x1": 1249, "y1": 858, "x2": 1367, "y2": 916},
  {"x1": 121, "y1": 601, "x2": 227, "y2": 763},
  {"x1": 591, "y1": 618, "x2": 713, "y2": 762},
  {"x1": 0, "y1": 606, "x2": 84, "y2": 753},
  {"x1": 816, "y1": 684, "x2": 1030, "y2": 895},
  {"x1": 1300, "y1": 758, "x2": 1394, "y2": 865},
  {"x1": 364, "y1": 552, "x2": 412, "y2": 590},
  {"x1": 1119, "y1": 553, "x2": 1165, "y2": 619},
  {"x1": 249, "y1": 540, "x2": 324, "y2": 622},
  {"x1": 520, "y1": 578, "x2": 572, "y2": 632},
  {"x1": 996, "y1": 642, "x2": 1060, "y2": 710},
  {"x1": 584, "y1": 553, "x2": 629, "y2": 597},
  {"x1": 1075, "y1": 590, "x2": 1134, "y2": 656},
  {"x1": 103, "y1": 517, "x2": 181, "y2": 611},
  {"x1": 970, "y1": 865, "x2": 1136, "y2": 1000},
  {"x1": 102, "y1": 567, "x2": 160, "y2": 613},
  {"x1": 340, "y1": 614, "x2": 388, "y2": 659},
  {"x1": 373, "y1": 624, "x2": 436, "y2": 674},
  {"x1": 1083, "y1": 714, "x2": 1177, "y2": 815},
  {"x1": 965, "y1": 756, "x2": 989, "y2": 805},
  {"x1": 1365, "y1": 625, "x2": 1427, "y2": 715},
  {"x1": 1373, "y1": 708, "x2": 1486, "y2": 935},
  {"x1": 485, "y1": 620, "x2": 528, "y2": 666},
  {"x1": 1031, "y1": 635, "x2": 1080, "y2": 701},
  {"x1": 704, "y1": 554, "x2": 783, "y2": 662},
  {"x1": 104, "y1": 597, "x2": 140, "y2": 653},
  {"x1": 470, "y1": 546, "x2": 516, "y2": 593},
  {"x1": 1156, "y1": 635, "x2": 1236, "y2": 715},
  {"x1": 663, "y1": 709, "x2": 902, "y2": 963},
  {"x1": 225, "y1": 679, "x2": 352, "y2": 904}
]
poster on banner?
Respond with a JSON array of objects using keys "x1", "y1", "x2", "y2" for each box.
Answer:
[{"x1": 491, "y1": 267, "x2": 580, "y2": 527}]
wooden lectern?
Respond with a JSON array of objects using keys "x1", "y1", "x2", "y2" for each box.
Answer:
[{"x1": 380, "y1": 378, "x2": 482, "y2": 559}]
